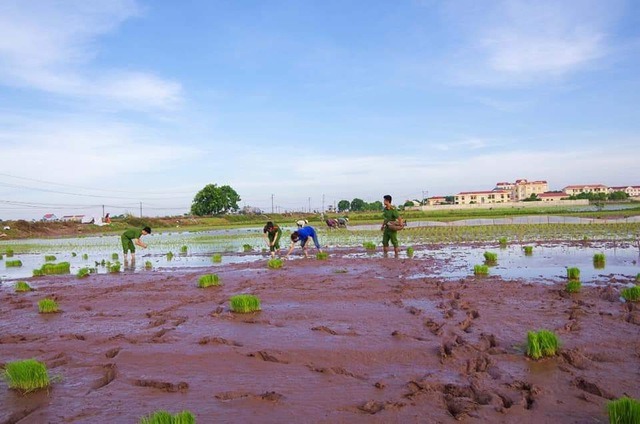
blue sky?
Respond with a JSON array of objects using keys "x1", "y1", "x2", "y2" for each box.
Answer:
[{"x1": 1, "y1": 0, "x2": 639, "y2": 219}]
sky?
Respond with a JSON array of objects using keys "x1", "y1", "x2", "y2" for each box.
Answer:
[{"x1": 1, "y1": 0, "x2": 639, "y2": 220}]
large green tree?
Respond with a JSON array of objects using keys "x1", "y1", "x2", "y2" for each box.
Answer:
[
  {"x1": 337, "y1": 200, "x2": 350, "y2": 212},
  {"x1": 350, "y1": 198, "x2": 366, "y2": 212},
  {"x1": 190, "y1": 184, "x2": 241, "y2": 216}
]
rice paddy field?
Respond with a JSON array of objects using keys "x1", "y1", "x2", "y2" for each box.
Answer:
[{"x1": 1, "y1": 218, "x2": 639, "y2": 422}]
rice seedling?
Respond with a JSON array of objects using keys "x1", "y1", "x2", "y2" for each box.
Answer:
[
  {"x1": 145, "y1": 261, "x2": 153, "y2": 270},
  {"x1": 77, "y1": 268, "x2": 91, "y2": 279},
  {"x1": 498, "y1": 237, "x2": 508, "y2": 248},
  {"x1": 111, "y1": 253, "x2": 119, "y2": 260},
  {"x1": 2, "y1": 359, "x2": 50, "y2": 393},
  {"x1": 637, "y1": 273, "x2": 640, "y2": 283},
  {"x1": 474, "y1": 264, "x2": 489, "y2": 276},
  {"x1": 38, "y1": 298, "x2": 59, "y2": 313},
  {"x1": 109, "y1": 262, "x2": 121, "y2": 273},
  {"x1": 607, "y1": 396, "x2": 640, "y2": 424},
  {"x1": 211, "y1": 253, "x2": 222, "y2": 263},
  {"x1": 593, "y1": 252, "x2": 606, "y2": 269},
  {"x1": 180, "y1": 245, "x2": 188, "y2": 254},
  {"x1": 5, "y1": 260, "x2": 22, "y2": 268},
  {"x1": 166, "y1": 251, "x2": 174, "y2": 261},
  {"x1": 268, "y1": 258, "x2": 283, "y2": 269},
  {"x1": 363, "y1": 241, "x2": 376, "y2": 251},
  {"x1": 71, "y1": 252, "x2": 77, "y2": 257},
  {"x1": 567, "y1": 267, "x2": 580, "y2": 281},
  {"x1": 621, "y1": 286, "x2": 640, "y2": 302},
  {"x1": 5, "y1": 248, "x2": 14, "y2": 257},
  {"x1": 0, "y1": 253, "x2": 3, "y2": 260},
  {"x1": 198, "y1": 274, "x2": 220, "y2": 288},
  {"x1": 14, "y1": 281, "x2": 32, "y2": 292},
  {"x1": 230, "y1": 294, "x2": 261, "y2": 313},
  {"x1": 526, "y1": 329, "x2": 560, "y2": 359},
  {"x1": 139, "y1": 410, "x2": 196, "y2": 424},
  {"x1": 483, "y1": 251, "x2": 498, "y2": 265},
  {"x1": 316, "y1": 251, "x2": 329, "y2": 260},
  {"x1": 44, "y1": 255, "x2": 56, "y2": 262},
  {"x1": 33, "y1": 262, "x2": 70, "y2": 276},
  {"x1": 523, "y1": 246, "x2": 533, "y2": 256},
  {"x1": 82, "y1": 253, "x2": 89, "y2": 260},
  {"x1": 565, "y1": 280, "x2": 582, "y2": 293},
  {"x1": 243, "y1": 244, "x2": 253, "y2": 252},
  {"x1": 406, "y1": 246, "x2": 414, "y2": 258}
]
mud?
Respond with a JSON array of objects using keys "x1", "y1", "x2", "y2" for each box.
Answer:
[{"x1": 1, "y1": 251, "x2": 639, "y2": 423}]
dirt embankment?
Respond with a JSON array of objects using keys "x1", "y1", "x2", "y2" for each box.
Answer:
[{"x1": 1, "y1": 254, "x2": 638, "y2": 423}]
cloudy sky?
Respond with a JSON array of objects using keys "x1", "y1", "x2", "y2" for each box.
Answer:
[{"x1": 1, "y1": 0, "x2": 639, "y2": 219}]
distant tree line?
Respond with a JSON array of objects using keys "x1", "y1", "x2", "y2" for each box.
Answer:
[
  {"x1": 567, "y1": 191, "x2": 629, "y2": 201},
  {"x1": 337, "y1": 199, "x2": 383, "y2": 212}
]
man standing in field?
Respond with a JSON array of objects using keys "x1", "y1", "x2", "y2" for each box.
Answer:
[
  {"x1": 381, "y1": 194, "x2": 400, "y2": 258},
  {"x1": 121, "y1": 226, "x2": 151, "y2": 261},
  {"x1": 263, "y1": 221, "x2": 282, "y2": 258}
]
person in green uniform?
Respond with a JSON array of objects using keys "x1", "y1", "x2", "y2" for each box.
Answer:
[
  {"x1": 263, "y1": 221, "x2": 282, "y2": 257},
  {"x1": 121, "y1": 226, "x2": 151, "y2": 261},
  {"x1": 381, "y1": 194, "x2": 400, "y2": 258}
]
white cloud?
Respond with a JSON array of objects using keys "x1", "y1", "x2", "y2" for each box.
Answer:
[{"x1": 0, "y1": 1, "x2": 182, "y2": 109}]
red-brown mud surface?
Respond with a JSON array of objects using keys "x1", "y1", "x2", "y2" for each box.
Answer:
[{"x1": 1, "y1": 253, "x2": 639, "y2": 423}]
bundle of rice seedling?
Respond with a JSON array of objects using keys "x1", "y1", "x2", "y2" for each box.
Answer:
[
  {"x1": 526, "y1": 329, "x2": 560, "y2": 359},
  {"x1": 2, "y1": 359, "x2": 50, "y2": 393},
  {"x1": 474, "y1": 264, "x2": 489, "y2": 276},
  {"x1": 565, "y1": 280, "x2": 582, "y2": 293},
  {"x1": 607, "y1": 397, "x2": 640, "y2": 424},
  {"x1": 523, "y1": 246, "x2": 533, "y2": 256},
  {"x1": 139, "y1": 410, "x2": 196, "y2": 424},
  {"x1": 483, "y1": 251, "x2": 498, "y2": 265},
  {"x1": 316, "y1": 252, "x2": 329, "y2": 260},
  {"x1": 267, "y1": 258, "x2": 283, "y2": 269},
  {"x1": 198, "y1": 274, "x2": 220, "y2": 288},
  {"x1": 363, "y1": 242, "x2": 376, "y2": 251},
  {"x1": 211, "y1": 253, "x2": 222, "y2": 263},
  {"x1": 6, "y1": 260, "x2": 22, "y2": 268},
  {"x1": 230, "y1": 294, "x2": 261, "y2": 313},
  {"x1": 621, "y1": 286, "x2": 640, "y2": 302},
  {"x1": 38, "y1": 298, "x2": 59, "y2": 313},
  {"x1": 406, "y1": 247, "x2": 414, "y2": 258},
  {"x1": 567, "y1": 267, "x2": 580, "y2": 281},
  {"x1": 593, "y1": 252, "x2": 606, "y2": 269},
  {"x1": 14, "y1": 281, "x2": 32, "y2": 292}
]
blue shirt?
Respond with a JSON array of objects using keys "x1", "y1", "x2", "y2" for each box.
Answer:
[{"x1": 297, "y1": 226, "x2": 315, "y2": 240}]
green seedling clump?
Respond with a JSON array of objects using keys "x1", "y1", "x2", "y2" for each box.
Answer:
[
  {"x1": 363, "y1": 241, "x2": 376, "y2": 251},
  {"x1": 243, "y1": 244, "x2": 253, "y2": 252},
  {"x1": 111, "y1": 253, "x2": 119, "y2": 260},
  {"x1": 77, "y1": 268, "x2": 91, "y2": 279},
  {"x1": 406, "y1": 246, "x2": 414, "y2": 258},
  {"x1": 15, "y1": 281, "x2": 32, "y2": 292},
  {"x1": 526, "y1": 329, "x2": 560, "y2": 360},
  {"x1": 145, "y1": 261, "x2": 153, "y2": 270},
  {"x1": 6, "y1": 260, "x2": 23, "y2": 268},
  {"x1": 316, "y1": 252, "x2": 329, "y2": 260},
  {"x1": 483, "y1": 251, "x2": 498, "y2": 265},
  {"x1": 82, "y1": 253, "x2": 89, "y2": 260},
  {"x1": 2, "y1": 359, "x2": 50, "y2": 393},
  {"x1": 621, "y1": 286, "x2": 640, "y2": 302},
  {"x1": 268, "y1": 258, "x2": 283, "y2": 269},
  {"x1": 139, "y1": 410, "x2": 196, "y2": 424},
  {"x1": 44, "y1": 255, "x2": 57, "y2": 262},
  {"x1": 180, "y1": 245, "x2": 188, "y2": 254},
  {"x1": 523, "y1": 246, "x2": 534, "y2": 256},
  {"x1": 230, "y1": 294, "x2": 261, "y2": 313},
  {"x1": 38, "y1": 298, "x2": 59, "y2": 313},
  {"x1": 33, "y1": 262, "x2": 70, "y2": 276},
  {"x1": 198, "y1": 274, "x2": 220, "y2": 288},
  {"x1": 498, "y1": 237, "x2": 508, "y2": 248},
  {"x1": 71, "y1": 252, "x2": 77, "y2": 257},
  {"x1": 565, "y1": 280, "x2": 582, "y2": 293},
  {"x1": 5, "y1": 248, "x2": 14, "y2": 257},
  {"x1": 211, "y1": 253, "x2": 222, "y2": 263},
  {"x1": 166, "y1": 251, "x2": 174, "y2": 261},
  {"x1": 593, "y1": 252, "x2": 606, "y2": 269},
  {"x1": 607, "y1": 397, "x2": 640, "y2": 424},
  {"x1": 636, "y1": 273, "x2": 640, "y2": 282},
  {"x1": 474, "y1": 264, "x2": 489, "y2": 276},
  {"x1": 109, "y1": 262, "x2": 121, "y2": 273},
  {"x1": 567, "y1": 267, "x2": 580, "y2": 281}
]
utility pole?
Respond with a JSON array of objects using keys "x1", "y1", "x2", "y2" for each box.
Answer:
[
  {"x1": 102, "y1": 204, "x2": 105, "y2": 218},
  {"x1": 322, "y1": 194, "x2": 325, "y2": 213},
  {"x1": 271, "y1": 194, "x2": 274, "y2": 214},
  {"x1": 308, "y1": 197, "x2": 311, "y2": 213},
  {"x1": 140, "y1": 202, "x2": 142, "y2": 218}
]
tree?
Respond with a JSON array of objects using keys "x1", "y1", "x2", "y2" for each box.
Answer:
[
  {"x1": 190, "y1": 184, "x2": 241, "y2": 216},
  {"x1": 608, "y1": 191, "x2": 629, "y2": 201},
  {"x1": 365, "y1": 200, "x2": 383, "y2": 211},
  {"x1": 337, "y1": 200, "x2": 350, "y2": 212},
  {"x1": 350, "y1": 198, "x2": 366, "y2": 212}
]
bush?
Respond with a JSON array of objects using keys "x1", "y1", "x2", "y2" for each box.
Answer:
[
  {"x1": 2, "y1": 359, "x2": 50, "y2": 393},
  {"x1": 567, "y1": 267, "x2": 580, "y2": 281},
  {"x1": 243, "y1": 244, "x2": 253, "y2": 252},
  {"x1": 15, "y1": 281, "x2": 32, "y2": 292},
  {"x1": 230, "y1": 294, "x2": 261, "y2": 313},
  {"x1": 198, "y1": 274, "x2": 220, "y2": 288},
  {"x1": 565, "y1": 280, "x2": 582, "y2": 293},
  {"x1": 316, "y1": 252, "x2": 328, "y2": 260},
  {"x1": 268, "y1": 258, "x2": 283, "y2": 269},
  {"x1": 44, "y1": 255, "x2": 56, "y2": 262},
  {"x1": 593, "y1": 253, "x2": 606, "y2": 269},
  {"x1": 523, "y1": 246, "x2": 533, "y2": 256},
  {"x1": 526, "y1": 329, "x2": 560, "y2": 359},
  {"x1": 483, "y1": 251, "x2": 498, "y2": 265},
  {"x1": 607, "y1": 397, "x2": 640, "y2": 424},
  {"x1": 474, "y1": 264, "x2": 489, "y2": 276},
  {"x1": 211, "y1": 253, "x2": 222, "y2": 263},
  {"x1": 6, "y1": 260, "x2": 23, "y2": 268},
  {"x1": 406, "y1": 246, "x2": 414, "y2": 258},
  {"x1": 621, "y1": 286, "x2": 640, "y2": 302},
  {"x1": 139, "y1": 410, "x2": 196, "y2": 424},
  {"x1": 38, "y1": 298, "x2": 59, "y2": 313},
  {"x1": 32, "y1": 262, "x2": 70, "y2": 276},
  {"x1": 363, "y1": 241, "x2": 376, "y2": 251}
]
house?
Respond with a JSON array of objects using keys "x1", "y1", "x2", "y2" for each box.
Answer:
[
  {"x1": 61, "y1": 215, "x2": 85, "y2": 222},
  {"x1": 42, "y1": 213, "x2": 58, "y2": 222},
  {"x1": 426, "y1": 196, "x2": 448, "y2": 206},
  {"x1": 537, "y1": 192, "x2": 569, "y2": 202},
  {"x1": 511, "y1": 179, "x2": 549, "y2": 201},
  {"x1": 608, "y1": 186, "x2": 640, "y2": 197},
  {"x1": 494, "y1": 181, "x2": 514, "y2": 191},
  {"x1": 455, "y1": 190, "x2": 511, "y2": 205},
  {"x1": 563, "y1": 184, "x2": 608, "y2": 196}
]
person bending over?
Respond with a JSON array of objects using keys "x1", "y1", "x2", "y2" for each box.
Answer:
[
  {"x1": 121, "y1": 226, "x2": 151, "y2": 261},
  {"x1": 263, "y1": 221, "x2": 282, "y2": 257},
  {"x1": 286, "y1": 225, "x2": 323, "y2": 258}
]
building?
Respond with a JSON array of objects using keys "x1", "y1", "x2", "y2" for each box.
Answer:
[
  {"x1": 60, "y1": 215, "x2": 85, "y2": 222},
  {"x1": 42, "y1": 213, "x2": 58, "y2": 222},
  {"x1": 511, "y1": 179, "x2": 549, "y2": 201},
  {"x1": 608, "y1": 186, "x2": 640, "y2": 197},
  {"x1": 494, "y1": 181, "x2": 514, "y2": 191},
  {"x1": 455, "y1": 190, "x2": 511, "y2": 205},
  {"x1": 563, "y1": 184, "x2": 608, "y2": 196},
  {"x1": 537, "y1": 192, "x2": 569, "y2": 203},
  {"x1": 426, "y1": 196, "x2": 448, "y2": 206}
]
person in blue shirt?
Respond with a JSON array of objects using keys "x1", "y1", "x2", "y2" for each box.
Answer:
[{"x1": 285, "y1": 225, "x2": 323, "y2": 258}]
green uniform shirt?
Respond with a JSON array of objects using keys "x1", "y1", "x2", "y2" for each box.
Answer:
[
  {"x1": 382, "y1": 207, "x2": 400, "y2": 224},
  {"x1": 122, "y1": 228, "x2": 143, "y2": 240}
]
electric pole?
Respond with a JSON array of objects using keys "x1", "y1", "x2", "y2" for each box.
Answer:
[
  {"x1": 102, "y1": 204, "x2": 105, "y2": 218},
  {"x1": 140, "y1": 202, "x2": 143, "y2": 217},
  {"x1": 322, "y1": 194, "x2": 325, "y2": 213},
  {"x1": 308, "y1": 197, "x2": 311, "y2": 213},
  {"x1": 271, "y1": 194, "x2": 274, "y2": 214}
]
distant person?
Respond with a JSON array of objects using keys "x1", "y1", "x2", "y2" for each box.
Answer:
[
  {"x1": 325, "y1": 218, "x2": 339, "y2": 229},
  {"x1": 104, "y1": 213, "x2": 111, "y2": 224},
  {"x1": 337, "y1": 217, "x2": 349, "y2": 228},
  {"x1": 121, "y1": 226, "x2": 151, "y2": 261},
  {"x1": 286, "y1": 226, "x2": 323, "y2": 258},
  {"x1": 296, "y1": 219, "x2": 308, "y2": 228},
  {"x1": 263, "y1": 221, "x2": 282, "y2": 258},
  {"x1": 381, "y1": 194, "x2": 400, "y2": 258}
]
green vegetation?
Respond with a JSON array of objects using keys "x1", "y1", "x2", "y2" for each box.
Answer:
[
  {"x1": 523, "y1": 246, "x2": 534, "y2": 256},
  {"x1": 191, "y1": 183, "x2": 241, "y2": 216},
  {"x1": 636, "y1": 273, "x2": 640, "y2": 283},
  {"x1": 363, "y1": 241, "x2": 376, "y2": 251},
  {"x1": 82, "y1": 253, "x2": 89, "y2": 260},
  {"x1": 2, "y1": 359, "x2": 50, "y2": 393},
  {"x1": 111, "y1": 253, "x2": 119, "y2": 260},
  {"x1": 607, "y1": 397, "x2": 640, "y2": 424},
  {"x1": 33, "y1": 262, "x2": 70, "y2": 276},
  {"x1": 242, "y1": 244, "x2": 253, "y2": 252},
  {"x1": 145, "y1": 261, "x2": 153, "y2": 270},
  {"x1": 474, "y1": 264, "x2": 489, "y2": 276},
  {"x1": 38, "y1": 298, "x2": 59, "y2": 313},
  {"x1": 211, "y1": 253, "x2": 222, "y2": 263},
  {"x1": 6, "y1": 259, "x2": 22, "y2": 268},
  {"x1": 166, "y1": 251, "x2": 174, "y2": 261},
  {"x1": 593, "y1": 252, "x2": 606, "y2": 269},
  {"x1": 230, "y1": 294, "x2": 261, "y2": 313},
  {"x1": 526, "y1": 329, "x2": 560, "y2": 359},
  {"x1": 483, "y1": 251, "x2": 498, "y2": 265},
  {"x1": 498, "y1": 237, "x2": 508, "y2": 248},
  {"x1": 109, "y1": 262, "x2": 121, "y2": 273},
  {"x1": 180, "y1": 245, "x2": 188, "y2": 254},
  {"x1": 621, "y1": 286, "x2": 640, "y2": 302},
  {"x1": 139, "y1": 410, "x2": 196, "y2": 424},
  {"x1": 316, "y1": 251, "x2": 329, "y2": 260},
  {"x1": 14, "y1": 281, "x2": 32, "y2": 292},
  {"x1": 567, "y1": 267, "x2": 580, "y2": 281},
  {"x1": 71, "y1": 252, "x2": 77, "y2": 257},
  {"x1": 406, "y1": 246, "x2": 414, "y2": 258},
  {"x1": 77, "y1": 267, "x2": 91, "y2": 279},
  {"x1": 44, "y1": 255, "x2": 56, "y2": 262},
  {"x1": 5, "y1": 248, "x2": 14, "y2": 257},
  {"x1": 565, "y1": 280, "x2": 582, "y2": 293},
  {"x1": 198, "y1": 274, "x2": 220, "y2": 288},
  {"x1": 267, "y1": 258, "x2": 283, "y2": 269}
]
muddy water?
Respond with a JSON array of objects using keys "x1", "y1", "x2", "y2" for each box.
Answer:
[{"x1": 1, "y1": 255, "x2": 638, "y2": 423}]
